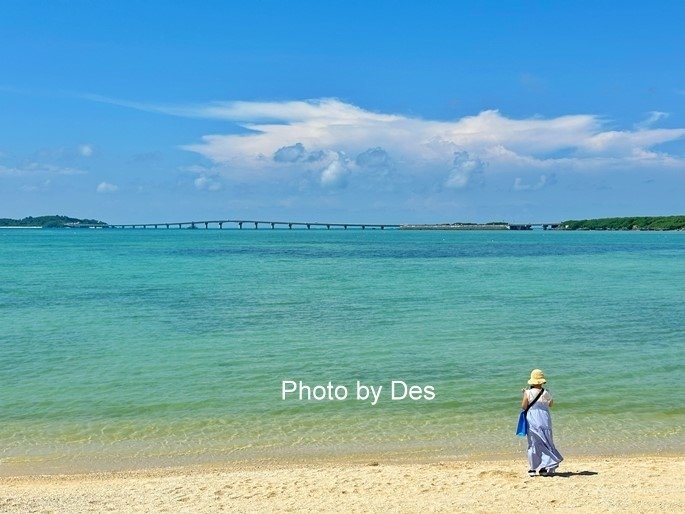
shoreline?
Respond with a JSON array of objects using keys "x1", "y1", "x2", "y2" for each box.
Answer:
[
  {"x1": 2, "y1": 454, "x2": 682, "y2": 512},
  {"x1": 3, "y1": 445, "x2": 683, "y2": 478},
  {"x1": 3, "y1": 449, "x2": 684, "y2": 477}
]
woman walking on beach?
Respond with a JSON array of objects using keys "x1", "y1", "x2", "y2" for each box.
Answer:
[{"x1": 521, "y1": 369, "x2": 563, "y2": 476}]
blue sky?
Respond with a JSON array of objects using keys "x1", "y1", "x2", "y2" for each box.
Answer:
[{"x1": 1, "y1": 1, "x2": 684, "y2": 223}]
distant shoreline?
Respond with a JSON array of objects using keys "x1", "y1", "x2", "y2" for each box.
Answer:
[{"x1": 2, "y1": 214, "x2": 685, "y2": 230}]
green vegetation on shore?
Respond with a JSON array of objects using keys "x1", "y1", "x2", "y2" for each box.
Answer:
[
  {"x1": 0, "y1": 215, "x2": 107, "y2": 228},
  {"x1": 561, "y1": 216, "x2": 685, "y2": 231}
]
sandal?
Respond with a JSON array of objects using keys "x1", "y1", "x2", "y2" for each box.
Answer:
[{"x1": 527, "y1": 469, "x2": 536, "y2": 477}]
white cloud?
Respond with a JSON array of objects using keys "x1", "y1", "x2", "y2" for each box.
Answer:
[
  {"x1": 274, "y1": 143, "x2": 307, "y2": 163},
  {"x1": 181, "y1": 99, "x2": 685, "y2": 173},
  {"x1": 355, "y1": 147, "x2": 393, "y2": 172},
  {"x1": 96, "y1": 181, "x2": 118, "y2": 193},
  {"x1": 89, "y1": 96, "x2": 685, "y2": 187},
  {"x1": 194, "y1": 175, "x2": 222, "y2": 191},
  {"x1": 78, "y1": 144, "x2": 94, "y2": 157},
  {"x1": 185, "y1": 164, "x2": 224, "y2": 191},
  {"x1": 34, "y1": 163, "x2": 84, "y2": 175},
  {"x1": 445, "y1": 151, "x2": 485, "y2": 189},
  {"x1": 514, "y1": 174, "x2": 551, "y2": 191},
  {"x1": 319, "y1": 154, "x2": 350, "y2": 188},
  {"x1": 0, "y1": 162, "x2": 84, "y2": 176}
]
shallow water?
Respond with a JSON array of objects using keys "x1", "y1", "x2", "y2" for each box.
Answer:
[{"x1": 1, "y1": 229, "x2": 683, "y2": 471}]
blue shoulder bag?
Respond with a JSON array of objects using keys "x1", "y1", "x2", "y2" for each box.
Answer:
[{"x1": 516, "y1": 388, "x2": 544, "y2": 437}]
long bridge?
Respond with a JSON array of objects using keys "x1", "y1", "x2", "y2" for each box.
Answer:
[
  {"x1": 96, "y1": 220, "x2": 560, "y2": 230},
  {"x1": 103, "y1": 219, "x2": 400, "y2": 230}
]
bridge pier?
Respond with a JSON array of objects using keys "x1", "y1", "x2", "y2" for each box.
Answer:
[
  {"x1": 362, "y1": 225, "x2": 366, "y2": 230},
  {"x1": 344, "y1": 225, "x2": 347, "y2": 230},
  {"x1": 326, "y1": 224, "x2": 330, "y2": 229},
  {"x1": 271, "y1": 222, "x2": 275, "y2": 229},
  {"x1": 254, "y1": 222, "x2": 259, "y2": 229},
  {"x1": 288, "y1": 223, "x2": 292, "y2": 229},
  {"x1": 306, "y1": 224, "x2": 311, "y2": 229},
  {"x1": 219, "y1": 222, "x2": 223, "y2": 229},
  {"x1": 238, "y1": 222, "x2": 243, "y2": 229}
]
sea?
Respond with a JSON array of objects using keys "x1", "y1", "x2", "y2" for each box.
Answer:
[{"x1": 1, "y1": 228, "x2": 683, "y2": 473}]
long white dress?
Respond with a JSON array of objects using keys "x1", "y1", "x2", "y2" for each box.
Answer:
[{"x1": 525, "y1": 388, "x2": 563, "y2": 472}]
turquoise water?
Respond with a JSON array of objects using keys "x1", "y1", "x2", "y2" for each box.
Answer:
[{"x1": 1, "y1": 229, "x2": 683, "y2": 472}]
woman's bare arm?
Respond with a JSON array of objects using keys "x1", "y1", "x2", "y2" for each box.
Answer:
[{"x1": 521, "y1": 390, "x2": 529, "y2": 409}]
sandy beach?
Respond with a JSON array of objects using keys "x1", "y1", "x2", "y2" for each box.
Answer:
[{"x1": 1, "y1": 455, "x2": 683, "y2": 513}]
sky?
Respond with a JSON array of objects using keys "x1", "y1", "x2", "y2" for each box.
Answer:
[{"x1": 1, "y1": 1, "x2": 684, "y2": 224}]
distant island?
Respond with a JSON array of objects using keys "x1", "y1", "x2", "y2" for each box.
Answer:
[
  {"x1": 2, "y1": 215, "x2": 684, "y2": 230},
  {"x1": 559, "y1": 216, "x2": 685, "y2": 231},
  {"x1": 0, "y1": 215, "x2": 107, "y2": 228},
  {"x1": 402, "y1": 216, "x2": 685, "y2": 231}
]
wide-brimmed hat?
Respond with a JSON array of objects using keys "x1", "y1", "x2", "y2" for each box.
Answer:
[{"x1": 527, "y1": 369, "x2": 547, "y2": 385}]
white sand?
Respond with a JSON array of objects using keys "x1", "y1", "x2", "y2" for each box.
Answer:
[{"x1": 1, "y1": 455, "x2": 683, "y2": 513}]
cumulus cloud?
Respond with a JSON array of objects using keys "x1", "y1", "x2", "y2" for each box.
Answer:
[
  {"x1": 355, "y1": 147, "x2": 393, "y2": 171},
  {"x1": 178, "y1": 100, "x2": 685, "y2": 177},
  {"x1": 445, "y1": 151, "x2": 485, "y2": 189},
  {"x1": 88, "y1": 96, "x2": 685, "y2": 188},
  {"x1": 273, "y1": 143, "x2": 307, "y2": 163},
  {"x1": 320, "y1": 154, "x2": 350, "y2": 188},
  {"x1": 96, "y1": 181, "x2": 118, "y2": 193}
]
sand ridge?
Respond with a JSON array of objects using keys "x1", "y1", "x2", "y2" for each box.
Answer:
[{"x1": 1, "y1": 455, "x2": 683, "y2": 513}]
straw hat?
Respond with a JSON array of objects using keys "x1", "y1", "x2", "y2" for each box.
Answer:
[{"x1": 527, "y1": 369, "x2": 547, "y2": 385}]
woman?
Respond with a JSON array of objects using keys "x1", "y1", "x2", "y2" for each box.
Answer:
[{"x1": 521, "y1": 369, "x2": 563, "y2": 476}]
